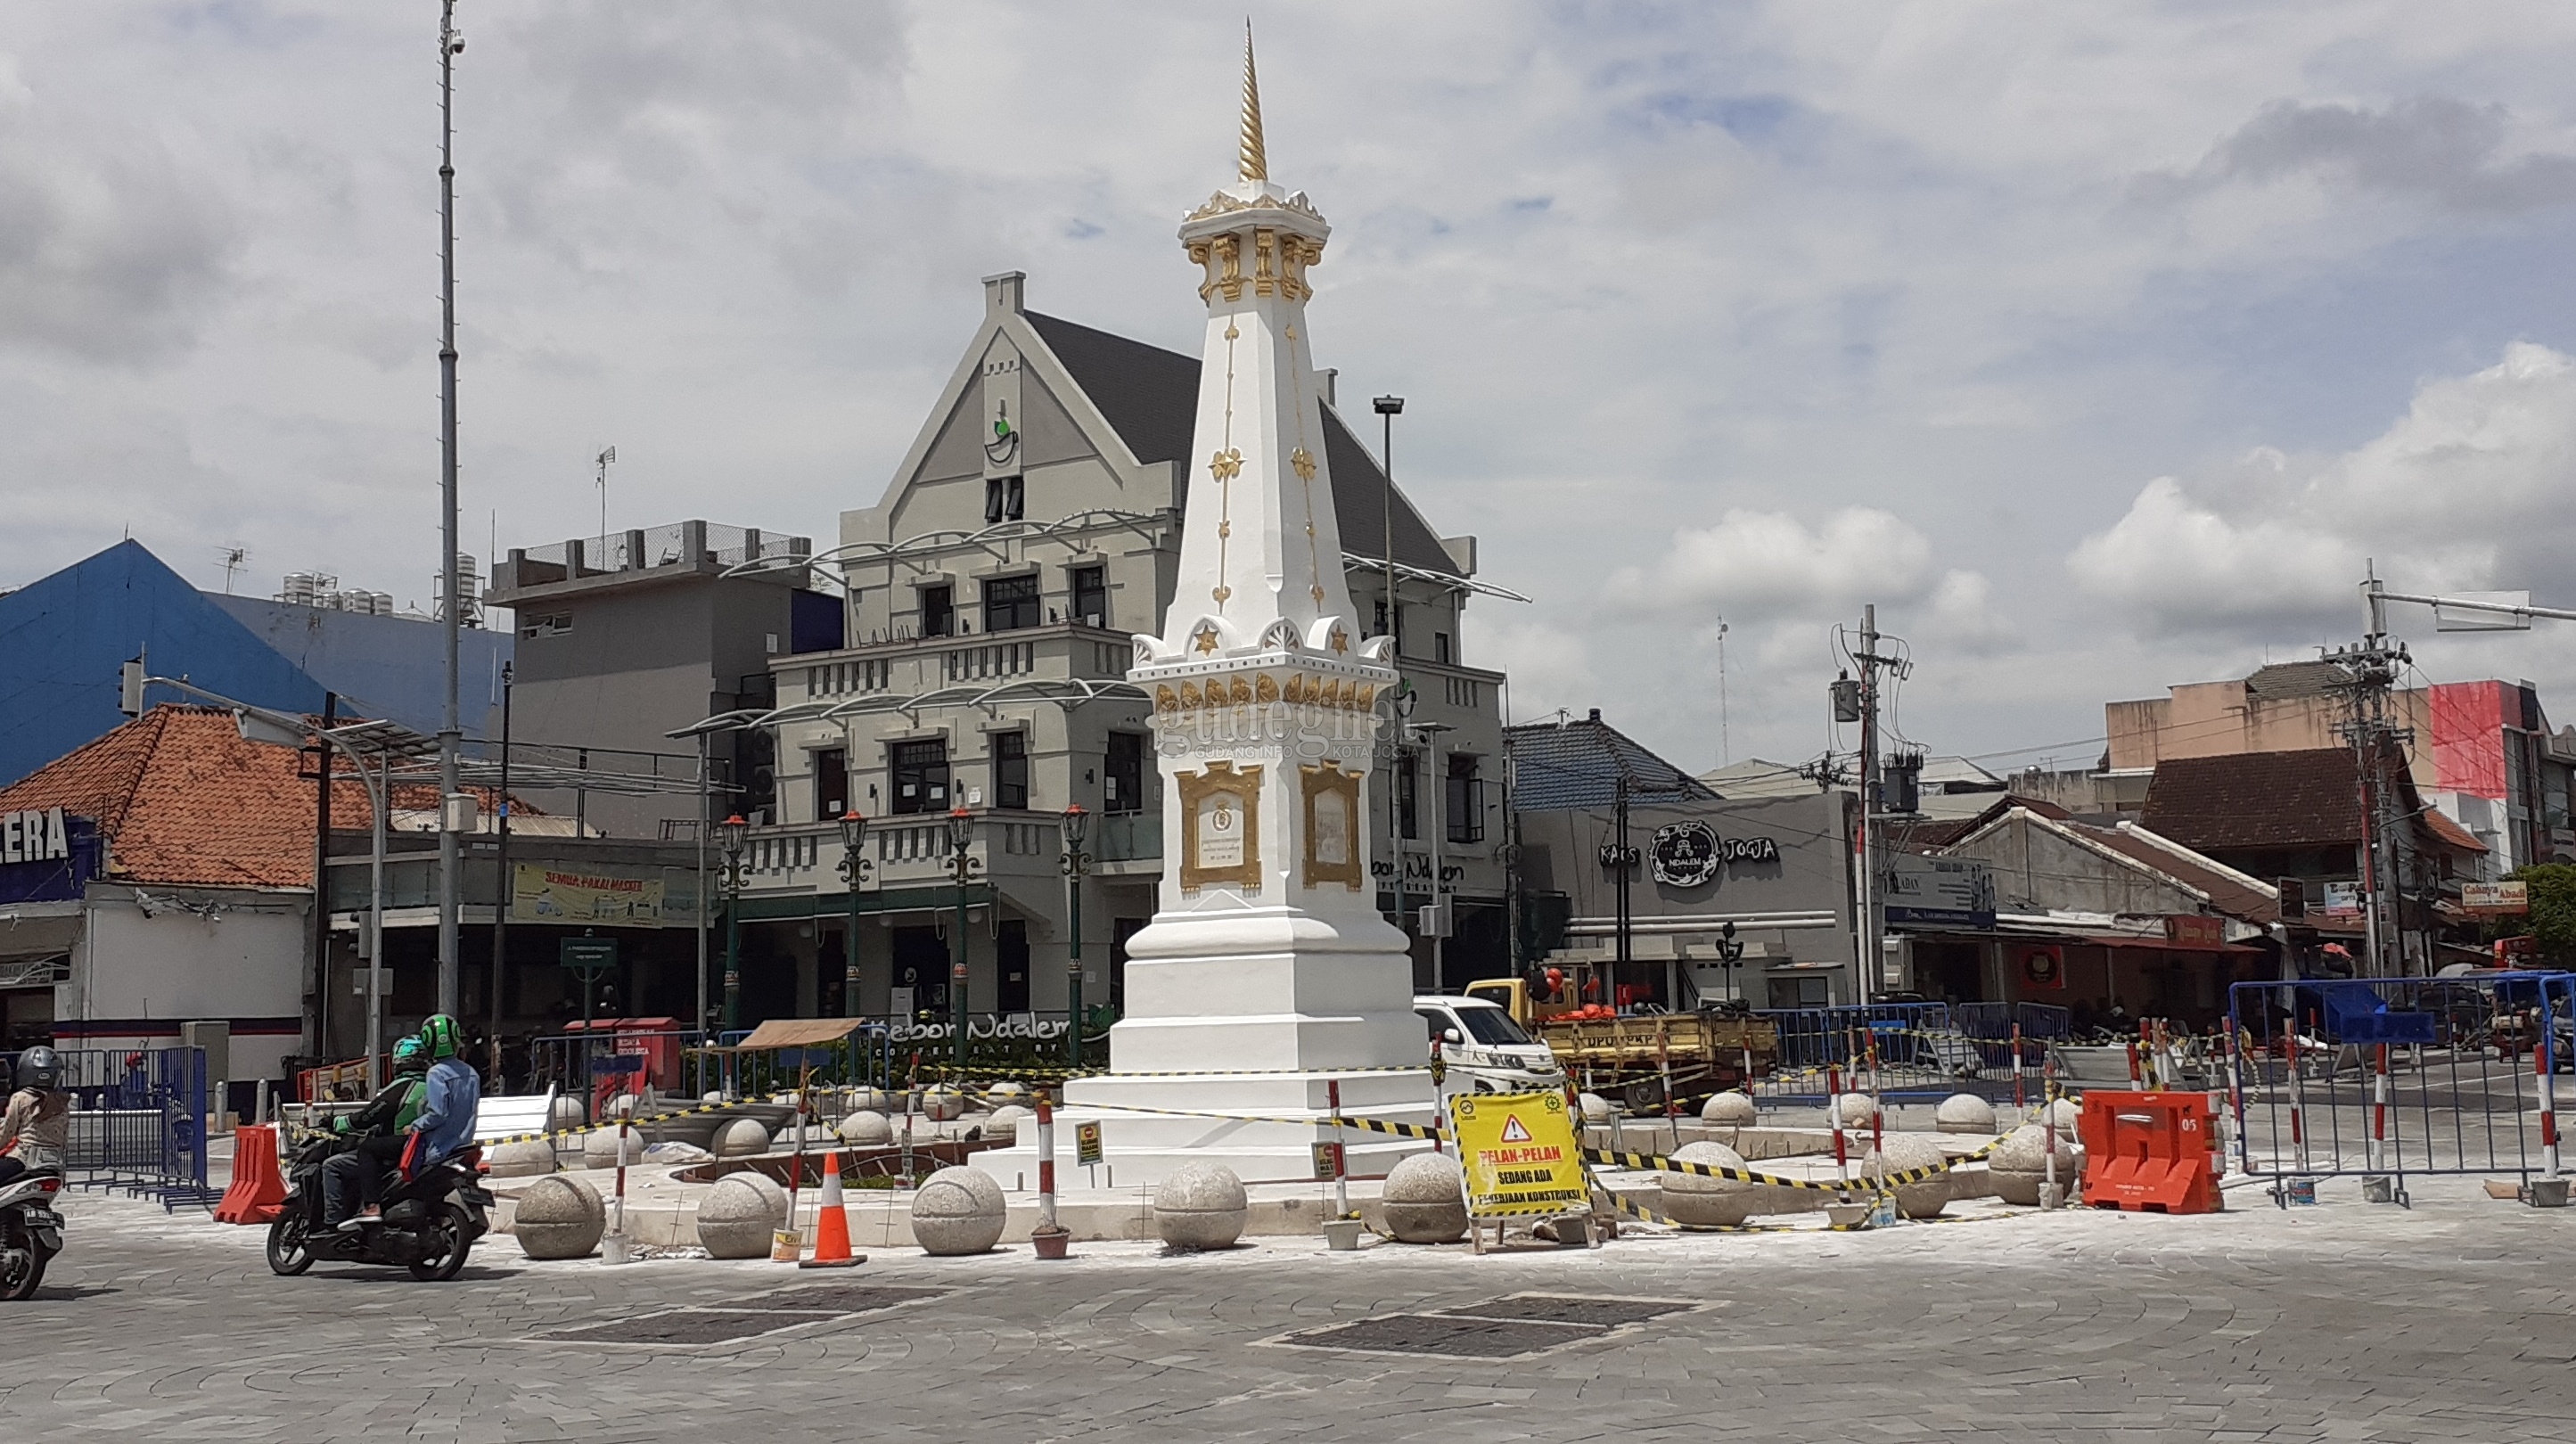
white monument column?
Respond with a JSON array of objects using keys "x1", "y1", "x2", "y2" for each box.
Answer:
[{"x1": 988, "y1": 37, "x2": 1432, "y2": 1185}]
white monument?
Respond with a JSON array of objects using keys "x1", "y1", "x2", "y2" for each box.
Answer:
[{"x1": 985, "y1": 36, "x2": 1433, "y2": 1186}]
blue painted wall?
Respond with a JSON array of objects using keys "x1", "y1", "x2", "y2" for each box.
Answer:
[{"x1": 0, "y1": 542, "x2": 514, "y2": 788}]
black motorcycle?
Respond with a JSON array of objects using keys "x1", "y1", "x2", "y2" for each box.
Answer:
[
  {"x1": 267, "y1": 1128, "x2": 491, "y2": 1282},
  {"x1": 0, "y1": 1168, "x2": 66, "y2": 1300}
]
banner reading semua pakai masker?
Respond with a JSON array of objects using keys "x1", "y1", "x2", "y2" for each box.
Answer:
[
  {"x1": 1451, "y1": 1091, "x2": 1589, "y2": 1219},
  {"x1": 511, "y1": 862, "x2": 664, "y2": 924}
]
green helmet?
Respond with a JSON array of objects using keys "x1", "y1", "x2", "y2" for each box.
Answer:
[
  {"x1": 419, "y1": 1013, "x2": 463, "y2": 1061},
  {"x1": 391, "y1": 1036, "x2": 429, "y2": 1073}
]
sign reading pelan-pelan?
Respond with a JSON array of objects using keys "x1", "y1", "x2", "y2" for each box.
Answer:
[
  {"x1": 1451, "y1": 1091, "x2": 1589, "y2": 1218},
  {"x1": 513, "y1": 863, "x2": 663, "y2": 924}
]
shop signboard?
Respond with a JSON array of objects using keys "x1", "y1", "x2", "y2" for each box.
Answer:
[
  {"x1": 2463, "y1": 881, "x2": 2530, "y2": 916},
  {"x1": 513, "y1": 862, "x2": 665, "y2": 925},
  {"x1": 1882, "y1": 855, "x2": 1997, "y2": 930},
  {"x1": 0, "y1": 808, "x2": 98, "y2": 906}
]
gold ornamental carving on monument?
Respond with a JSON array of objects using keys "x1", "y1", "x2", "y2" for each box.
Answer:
[
  {"x1": 1300, "y1": 762, "x2": 1365, "y2": 891},
  {"x1": 1178, "y1": 760, "x2": 1264, "y2": 892}
]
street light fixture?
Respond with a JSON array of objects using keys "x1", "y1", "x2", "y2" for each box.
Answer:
[
  {"x1": 945, "y1": 807, "x2": 981, "y2": 1066},
  {"x1": 1060, "y1": 803, "x2": 1093, "y2": 1069},
  {"x1": 837, "y1": 810, "x2": 871, "y2": 1019},
  {"x1": 718, "y1": 814, "x2": 750, "y2": 1032}
]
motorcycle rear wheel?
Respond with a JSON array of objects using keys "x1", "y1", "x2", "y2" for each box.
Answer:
[
  {"x1": 266, "y1": 1214, "x2": 315, "y2": 1276},
  {"x1": 407, "y1": 1205, "x2": 471, "y2": 1282},
  {"x1": 0, "y1": 1244, "x2": 45, "y2": 1301}
]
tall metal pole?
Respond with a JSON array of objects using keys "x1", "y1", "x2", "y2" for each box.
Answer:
[
  {"x1": 1613, "y1": 772, "x2": 1631, "y2": 1010},
  {"x1": 308, "y1": 692, "x2": 337, "y2": 1062},
  {"x1": 488, "y1": 662, "x2": 513, "y2": 1065},
  {"x1": 433, "y1": 1, "x2": 464, "y2": 1016},
  {"x1": 1858, "y1": 609, "x2": 1880, "y2": 1010},
  {"x1": 365, "y1": 759, "x2": 388, "y2": 1090},
  {"x1": 950, "y1": 811, "x2": 973, "y2": 1067},
  {"x1": 695, "y1": 734, "x2": 710, "y2": 1033},
  {"x1": 1375, "y1": 396, "x2": 1405, "y2": 931}
]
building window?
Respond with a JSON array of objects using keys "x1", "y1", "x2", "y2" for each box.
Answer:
[
  {"x1": 815, "y1": 747, "x2": 849, "y2": 820},
  {"x1": 1434, "y1": 631, "x2": 1452, "y2": 664},
  {"x1": 985, "y1": 475, "x2": 1025, "y2": 524},
  {"x1": 890, "y1": 738, "x2": 948, "y2": 816},
  {"x1": 520, "y1": 613, "x2": 572, "y2": 639},
  {"x1": 993, "y1": 731, "x2": 1029, "y2": 809},
  {"x1": 920, "y1": 585, "x2": 953, "y2": 638},
  {"x1": 1105, "y1": 732, "x2": 1145, "y2": 815},
  {"x1": 1071, "y1": 565, "x2": 1108, "y2": 628},
  {"x1": 1446, "y1": 755, "x2": 1484, "y2": 844},
  {"x1": 983, "y1": 574, "x2": 1041, "y2": 633},
  {"x1": 1398, "y1": 749, "x2": 1420, "y2": 841}
]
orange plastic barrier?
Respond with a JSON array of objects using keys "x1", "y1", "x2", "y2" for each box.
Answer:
[
  {"x1": 2079, "y1": 1089, "x2": 2221, "y2": 1214},
  {"x1": 214, "y1": 1123, "x2": 289, "y2": 1225}
]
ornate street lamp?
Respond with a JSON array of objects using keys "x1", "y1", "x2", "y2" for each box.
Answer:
[
  {"x1": 945, "y1": 806, "x2": 981, "y2": 1066},
  {"x1": 1060, "y1": 803, "x2": 1093, "y2": 1069},
  {"x1": 718, "y1": 813, "x2": 750, "y2": 1031},
  {"x1": 837, "y1": 809, "x2": 871, "y2": 1018}
]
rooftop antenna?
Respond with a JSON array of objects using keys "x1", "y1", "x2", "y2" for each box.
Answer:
[
  {"x1": 596, "y1": 446, "x2": 617, "y2": 546},
  {"x1": 216, "y1": 546, "x2": 249, "y2": 595}
]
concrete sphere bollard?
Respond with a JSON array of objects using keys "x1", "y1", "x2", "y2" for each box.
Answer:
[
  {"x1": 581, "y1": 1124, "x2": 644, "y2": 1171},
  {"x1": 842, "y1": 1087, "x2": 893, "y2": 1114},
  {"x1": 910, "y1": 1165, "x2": 1007, "y2": 1255},
  {"x1": 1576, "y1": 1092, "x2": 1613, "y2": 1124},
  {"x1": 983, "y1": 1104, "x2": 1033, "y2": 1141},
  {"x1": 488, "y1": 1138, "x2": 558, "y2": 1178},
  {"x1": 513, "y1": 1174, "x2": 606, "y2": 1260},
  {"x1": 1661, "y1": 1140, "x2": 1762, "y2": 1227},
  {"x1": 696, "y1": 1171, "x2": 790, "y2": 1259},
  {"x1": 1830, "y1": 1093, "x2": 1878, "y2": 1129},
  {"x1": 1153, "y1": 1161, "x2": 1248, "y2": 1250},
  {"x1": 836, "y1": 1110, "x2": 895, "y2": 1146},
  {"x1": 710, "y1": 1117, "x2": 772, "y2": 1159},
  {"x1": 985, "y1": 1080, "x2": 1026, "y2": 1100},
  {"x1": 1381, "y1": 1152, "x2": 1470, "y2": 1243},
  {"x1": 701, "y1": 1090, "x2": 728, "y2": 1104},
  {"x1": 1988, "y1": 1123, "x2": 2083, "y2": 1205},
  {"x1": 1862, "y1": 1133, "x2": 1955, "y2": 1219},
  {"x1": 547, "y1": 1095, "x2": 587, "y2": 1133},
  {"x1": 2032, "y1": 1097, "x2": 2081, "y2": 1131},
  {"x1": 921, "y1": 1087, "x2": 967, "y2": 1122},
  {"x1": 1934, "y1": 1094, "x2": 1998, "y2": 1135},
  {"x1": 1701, "y1": 1091, "x2": 1758, "y2": 1127}
]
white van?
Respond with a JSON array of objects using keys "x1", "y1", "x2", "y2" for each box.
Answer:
[{"x1": 1414, "y1": 994, "x2": 1566, "y2": 1094}]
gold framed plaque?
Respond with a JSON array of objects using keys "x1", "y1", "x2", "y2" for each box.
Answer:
[
  {"x1": 1178, "y1": 760, "x2": 1263, "y2": 891},
  {"x1": 1300, "y1": 763, "x2": 1363, "y2": 890}
]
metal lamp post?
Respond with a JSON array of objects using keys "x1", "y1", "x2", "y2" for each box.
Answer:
[
  {"x1": 946, "y1": 807, "x2": 980, "y2": 1066},
  {"x1": 837, "y1": 810, "x2": 870, "y2": 1018},
  {"x1": 1060, "y1": 804, "x2": 1092, "y2": 1069},
  {"x1": 1717, "y1": 919, "x2": 1745, "y2": 1002},
  {"x1": 718, "y1": 814, "x2": 750, "y2": 1031}
]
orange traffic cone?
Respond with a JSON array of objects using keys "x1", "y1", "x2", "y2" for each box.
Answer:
[{"x1": 800, "y1": 1148, "x2": 864, "y2": 1269}]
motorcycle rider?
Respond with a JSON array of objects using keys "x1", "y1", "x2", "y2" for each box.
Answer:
[
  {"x1": 0, "y1": 1046, "x2": 70, "y2": 1188},
  {"x1": 320, "y1": 1036, "x2": 429, "y2": 1231},
  {"x1": 365, "y1": 1013, "x2": 481, "y2": 1230}
]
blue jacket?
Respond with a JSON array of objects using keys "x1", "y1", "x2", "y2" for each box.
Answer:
[{"x1": 409, "y1": 1058, "x2": 481, "y2": 1166}]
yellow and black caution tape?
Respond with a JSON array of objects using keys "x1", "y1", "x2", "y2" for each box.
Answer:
[
  {"x1": 1002, "y1": 1098, "x2": 1450, "y2": 1142},
  {"x1": 925, "y1": 1062, "x2": 1431, "y2": 1084},
  {"x1": 1582, "y1": 1131, "x2": 2008, "y2": 1196},
  {"x1": 471, "y1": 1092, "x2": 803, "y2": 1149}
]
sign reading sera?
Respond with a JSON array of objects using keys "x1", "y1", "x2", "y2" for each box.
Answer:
[{"x1": 0, "y1": 808, "x2": 95, "y2": 906}]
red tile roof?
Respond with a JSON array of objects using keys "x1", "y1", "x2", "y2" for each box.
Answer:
[
  {"x1": 2420, "y1": 806, "x2": 2490, "y2": 855},
  {"x1": 2142, "y1": 748, "x2": 2373, "y2": 850},
  {"x1": 0, "y1": 705, "x2": 493, "y2": 889}
]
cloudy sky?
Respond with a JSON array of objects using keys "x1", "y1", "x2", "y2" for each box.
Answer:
[{"x1": 7, "y1": 2, "x2": 2576, "y2": 775}]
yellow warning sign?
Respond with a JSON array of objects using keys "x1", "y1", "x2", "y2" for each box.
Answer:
[{"x1": 1451, "y1": 1091, "x2": 1588, "y2": 1218}]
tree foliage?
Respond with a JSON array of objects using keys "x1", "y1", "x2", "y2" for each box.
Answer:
[{"x1": 2509, "y1": 864, "x2": 2576, "y2": 965}]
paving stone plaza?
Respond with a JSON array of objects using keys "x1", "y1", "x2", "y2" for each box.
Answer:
[{"x1": 7, "y1": 1177, "x2": 2573, "y2": 1443}]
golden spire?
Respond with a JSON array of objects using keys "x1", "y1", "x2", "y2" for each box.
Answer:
[{"x1": 1237, "y1": 22, "x2": 1267, "y2": 184}]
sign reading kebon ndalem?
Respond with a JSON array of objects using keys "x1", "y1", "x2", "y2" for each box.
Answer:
[{"x1": 1451, "y1": 1092, "x2": 1588, "y2": 1218}]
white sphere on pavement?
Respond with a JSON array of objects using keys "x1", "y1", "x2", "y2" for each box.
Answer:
[
  {"x1": 1701, "y1": 1092, "x2": 1758, "y2": 1127},
  {"x1": 1153, "y1": 1161, "x2": 1248, "y2": 1250},
  {"x1": 1934, "y1": 1094, "x2": 1998, "y2": 1134},
  {"x1": 911, "y1": 1166, "x2": 1006, "y2": 1255},
  {"x1": 1381, "y1": 1152, "x2": 1469, "y2": 1243}
]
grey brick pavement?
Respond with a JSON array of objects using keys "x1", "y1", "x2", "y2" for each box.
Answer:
[{"x1": 4, "y1": 1180, "x2": 2574, "y2": 1443}]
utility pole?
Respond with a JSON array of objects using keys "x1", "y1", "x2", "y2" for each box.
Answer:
[
  {"x1": 433, "y1": 2, "x2": 465, "y2": 1016},
  {"x1": 1849, "y1": 605, "x2": 1894, "y2": 1011},
  {"x1": 488, "y1": 662, "x2": 513, "y2": 1059},
  {"x1": 2328, "y1": 578, "x2": 2413, "y2": 977}
]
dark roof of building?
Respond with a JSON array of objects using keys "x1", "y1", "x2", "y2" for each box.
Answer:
[
  {"x1": 1890, "y1": 794, "x2": 2071, "y2": 852},
  {"x1": 2138, "y1": 746, "x2": 2465, "y2": 855},
  {"x1": 2244, "y1": 660, "x2": 2349, "y2": 701},
  {"x1": 2082, "y1": 824, "x2": 2281, "y2": 923},
  {"x1": 1505, "y1": 713, "x2": 1717, "y2": 812},
  {"x1": 1022, "y1": 310, "x2": 1462, "y2": 578}
]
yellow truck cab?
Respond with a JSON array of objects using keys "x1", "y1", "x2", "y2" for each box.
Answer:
[{"x1": 1413, "y1": 993, "x2": 1565, "y2": 1093}]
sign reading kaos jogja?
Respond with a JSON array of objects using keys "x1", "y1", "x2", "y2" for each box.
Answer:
[{"x1": 1450, "y1": 1091, "x2": 1589, "y2": 1219}]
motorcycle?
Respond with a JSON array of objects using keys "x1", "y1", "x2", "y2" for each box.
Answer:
[
  {"x1": 0, "y1": 1168, "x2": 66, "y2": 1300},
  {"x1": 267, "y1": 1128, "x2": 491, "y2": 1282}
]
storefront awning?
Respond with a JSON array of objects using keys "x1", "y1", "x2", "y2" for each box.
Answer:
[{"x1": 2079, "y1": 934, "x2": 2263, "y2": 955}]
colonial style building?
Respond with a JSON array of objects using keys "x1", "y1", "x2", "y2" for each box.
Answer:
[{"x1": 698, "y1": 270, "x2": 1516, "y2": 1030}]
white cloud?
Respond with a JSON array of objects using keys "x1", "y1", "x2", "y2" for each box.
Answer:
[
  {"x1": 2070, "y1": 343, "x2": 2576, "y2": 632},
  {"x1": 1605, "y1": 506, "x2": 1934, "y2": 619}
]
